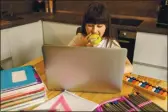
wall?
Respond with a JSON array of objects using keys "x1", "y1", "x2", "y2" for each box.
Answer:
[
  {"x1": 55, "y1": 0, "x2": 161, "y2": 18},
  {"x1": 0, "y1": 0, "x2": 161, "y2": 18},
  {"x1": 0, "y1": 0, "x2": 34, "y2": 15}
]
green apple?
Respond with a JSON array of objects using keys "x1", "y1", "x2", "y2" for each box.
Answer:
[{"x1": 88, "y1": 34, "x2": 102, "y2": 45}]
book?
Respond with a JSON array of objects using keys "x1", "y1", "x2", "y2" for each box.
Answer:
[
  {"x1": 1, "y1": 85, "x2": 45, "y2": 101},
  {"x1": 1, "y1": 66, "x2": 37, "y2": 91},
  {"x1": 1, "y1": 71, "x2": 42, "y2": 93},
  {"x1": 1, "y1": 92, "x2": 45, "y2": 108},
  {"x1": 1, "y1": 91, "x2": 45, "y2": 105},
  {"x1": 1, "y1": 97, "x2": 46, "y2": 111},
  {"x1": 34, "y1": 90, "x2": 98, "y2": 111}
]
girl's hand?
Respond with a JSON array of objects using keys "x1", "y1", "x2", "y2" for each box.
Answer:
[{"x1": 74, "y1": 34, "x2": 93, "y2": 47}]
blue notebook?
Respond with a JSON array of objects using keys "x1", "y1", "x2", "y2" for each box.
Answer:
[{"x1": 1, "y1": 65, "x2": 37, "y2": 91}]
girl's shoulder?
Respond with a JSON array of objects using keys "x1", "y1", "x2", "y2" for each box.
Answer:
[
  {"x1": 104, "y1": 38, "x2": 121, "y2": 48},
  {"x1": 112, "y1": 39, "x2": 121, "y2": 47}
]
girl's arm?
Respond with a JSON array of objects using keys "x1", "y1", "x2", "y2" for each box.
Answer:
[
  {"x1": 68, "y1": 33, "x2": 92, "y2": 47},
  {"x1": 112, "y1": 40, "x2": 133, "y2": 74},
  {"x1": 68, "y1": 33, "x2": 82, "y2": 46},
  {"x1": 125, "y1": 57, "x2": 133, "y2": 74}
]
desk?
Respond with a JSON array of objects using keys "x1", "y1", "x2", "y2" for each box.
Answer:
[{"x1": 24, "y1": 57, "x2": 167, "y2": 111}]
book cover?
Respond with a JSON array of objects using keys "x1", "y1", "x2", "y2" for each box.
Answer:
[
  {"x1": 1, "y1": 69, "x2": 42, "y2": 93},
  {"x1": 1, "y1": 66, "x2": 37, "y2": 91}
]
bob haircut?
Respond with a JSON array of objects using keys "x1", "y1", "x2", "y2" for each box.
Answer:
[{"x1": 81, "y1": 2, "x2": 114, "y2": 39}]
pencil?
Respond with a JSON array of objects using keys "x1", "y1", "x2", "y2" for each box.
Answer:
[
  {"x1": 130, "y1": 94, "x2": 154, "y2": 111},
  {"x1": 120, "y1": 100, "x2": 134, "y2": 110},
  {"x1": 105, "y1": 103, "x2": 117, "y2": 111},
  {"x1": 117, "y1": 101, "x2": 130, "y2": 111},
  {"x1": 137, "y1": 93, "x2": 165, "y2": 111},
  {"x1": 111, "y1": 102, "x2": 123, "y2": 111},
  {"x1": 101, "y1": 104, "x2": 109, "y2": 112},
  {"x1": 133, "y1": 93, "x2": 155, "y2": 111},
  {"x1": 133, "y1": 93, "x2": 159, "y2": 111},
  {"x1": 134, "y1": 92, "x2": 164, "y2": 111},
  {"x1": 114, "y1": 101, "x2": 128, "y2": 111},
  {"x1": 126, "y1": 95, "x2": 148, "y2": 111}
]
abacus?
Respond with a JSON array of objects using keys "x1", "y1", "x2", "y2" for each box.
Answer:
[{"x1": 123, "y1": 75, "x2": 167, "y2": 100}]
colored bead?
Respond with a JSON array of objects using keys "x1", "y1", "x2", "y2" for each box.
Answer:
[
  {"x1": 155, "y1": 86, "x2": 160, "y2": 90},
  {"x1": 159, "y1": 90, "x2": 164, "y2": 95},
  {"x1": 157, "y1": 89, "x2": 161, "y2": 93},
  {"x1": 145, "y1": 85, "x2": 149, "y2": 89},
  {"x1": 162, "y1": 92, "x2": 167, "y2": 96},
  {"x1": 148, "y1": 86, "x2": 153, "y2": 91},
  {"x1": 132, "y1": 80, "x2": 136, "y2": 84},
  {"x1": 138, "y1": 82, "x2": 142, "y2": 86},
  {"x1": 154, "y1": 89, "x2": 160, "y2": 93},
  {"x1": 135, "y1": 81, "x2": 139, "y2": 85},
  {"x1": 128, "y1": 78, "x2": 133, "y2": 82},
  {"x1": 124, "y1": 76, "x2": 127, "y2": 81},
  {"x1": 162, "y1": 88, "x2": 167, "y2": 92},
  {"x1": 142, "y1": 83, "x2": 147, "y2": 87},
  {"x1": 144, "y1": 82, "x2": 148, "y2": 85},
  {"x1": 126, "y1": 78, "x2": 130, "y2": 81},
  {"x1": 158, "y1": 87, "x2": 162, "y2": 90},
  {"x1": 140, "y1": 83, "x2": 145, "y2": 87},
  {"x1": 152, "y1": 87, "x2": 156, "y2": 92}
]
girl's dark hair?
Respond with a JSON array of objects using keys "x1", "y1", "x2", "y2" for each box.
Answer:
[{"x1": 81, "y1": 2, "x2": 113, "y2": 39}]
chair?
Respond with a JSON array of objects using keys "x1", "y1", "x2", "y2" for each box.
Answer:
[{"x1": 76, "y1": 27, "x2": 82, "y2": 34}]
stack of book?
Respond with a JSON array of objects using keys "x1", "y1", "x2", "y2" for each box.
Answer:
[{"x1": 0, "y1": 65, "x2": 47, "y2": 111}]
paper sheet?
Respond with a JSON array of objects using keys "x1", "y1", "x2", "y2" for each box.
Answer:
[
  {"x1": 34, "y1": 90, "x2": 98, "y2": 111},
  {"x1": 49, "y1": 95, "x2": 72, "y2": 111}
]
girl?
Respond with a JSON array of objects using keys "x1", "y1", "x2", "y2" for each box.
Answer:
[{"x1": 68, "y1": 2, "x2": 133, "y2": 74}]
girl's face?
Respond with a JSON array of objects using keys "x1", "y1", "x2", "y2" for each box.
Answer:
[{"x1": 85, "y1": 24, "x2": 106, "y2": 37}]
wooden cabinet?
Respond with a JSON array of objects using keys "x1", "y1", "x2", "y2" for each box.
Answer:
[
  {"x1": 133, "y1": 32, "x2": 167, "y2": 81},
  {"x1": 133, "y1": 63, "x2": 167, "y2": 81},
  {"x1": 43, "y1": 21, "x2": 80, "y2": 45},
  {"x1": 0, "y1": 29, "x2": 13, "y2": 69},
  {"x1": 117, "y1": 30, "x2": 136, "y2": 64},
  {"x1": 7, "y1": 21, "x2": 43, "y2": 67},
  {"x1": 133, "y1": 32, "x2": 167, "y2": 67},
  {"x1": 1, "y1": 21, "x2": 78, "y2": 68},
  {"x1": 1, "y1": 29, "x2": 11, "y2": 61}
]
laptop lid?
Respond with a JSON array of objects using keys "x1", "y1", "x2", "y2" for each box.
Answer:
[{"x1": 42, "y1": 45, "x2": 127, "y2": 93}]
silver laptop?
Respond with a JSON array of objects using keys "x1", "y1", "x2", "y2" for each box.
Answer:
[{"x1": 42, "y1": 45, "x2": 127, "y2": 93}]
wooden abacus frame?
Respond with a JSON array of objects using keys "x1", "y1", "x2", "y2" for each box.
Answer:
[{"x1": 123, "y1": 75, "x2": 167, "y2": 100}]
